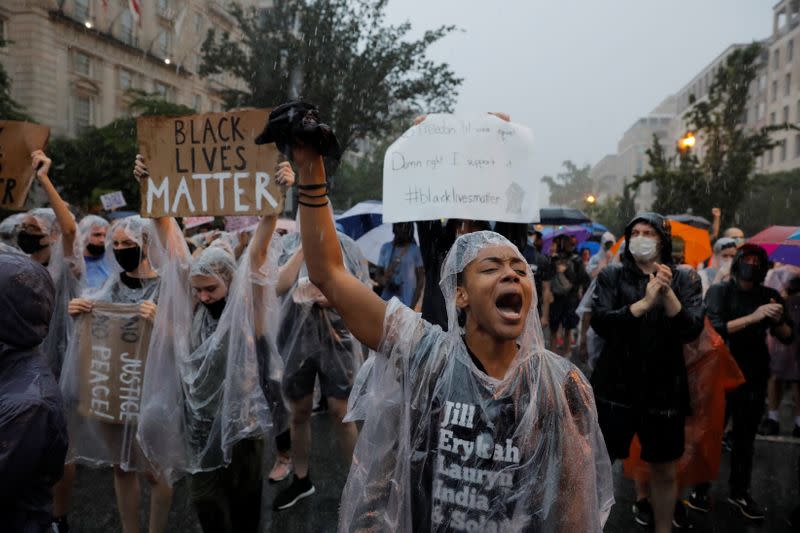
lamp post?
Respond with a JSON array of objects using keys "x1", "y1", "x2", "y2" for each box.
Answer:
[{"x1": 678, "y1": 131, "x2": 696, "y2": 153}]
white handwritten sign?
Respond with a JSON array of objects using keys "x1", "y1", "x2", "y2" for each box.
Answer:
[
  {"x1": 100, "y1": 190, "x2": 127, "y2": 211},
  {"x1": 382, "y1": 114, "x2": 539, "y2": 224}
]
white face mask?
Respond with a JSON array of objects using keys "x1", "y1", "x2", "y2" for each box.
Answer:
[
  {"x1": 628, "y1": 236, "x2": 659, "y2": 262},
  {"x1": 718, "y1": 257, "x2": 733, "y2": 270}
]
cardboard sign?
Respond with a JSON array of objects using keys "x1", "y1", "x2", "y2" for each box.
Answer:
[
  {"x1": 224, "y1": 215, "x2": 260, "y2": 233},
  {"x1": 0, "y1": 121, "x2": 51, "y2": 210},
  {"x1": 77, "y1": 302, "x2": 152, "y2": 425},
  {"x1": 100, "y1": 190, "x2": 127, "y2": 210},
  {"x1": 182, "y1": 216, "x2": 215, "y2": 229},
  {"x1": 137, "y1": 109, "x2": 285, "y2": 218},
  {"x1": 382, "y1": 114, "x2": 540, "y2": 223}
]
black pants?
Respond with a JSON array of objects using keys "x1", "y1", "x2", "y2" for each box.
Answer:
[
  {"x1": 727, "y1": 379, "x2": 767, "y2": 496},
  {"x1": 191, "y1": 438, "x2": 264, "y2": 533}
]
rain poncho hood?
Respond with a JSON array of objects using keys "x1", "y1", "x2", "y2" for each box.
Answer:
[
  {"x1": 0, "y1": 213, "x2": 25, "y2": 255},
  {"x1": 342, "y1": 231, "x2": 614, "y2": 532},
  {"x1": 0, "y1": 254, "x2": 68, "y2": 530}
]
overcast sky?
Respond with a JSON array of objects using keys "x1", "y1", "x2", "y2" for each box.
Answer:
[{"x1": 384, "y1": 1, "x2": 771, "y2": 182}]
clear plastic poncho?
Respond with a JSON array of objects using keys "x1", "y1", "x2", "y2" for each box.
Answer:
[
  {"x1": 78, "y1": 214, "x2": 114, "y2": 289},
  {"x1": 27, "y1": 208, "x2": 85, "y2": 379},
  {"x1": 178, "y1": 236, "x2": 286, "y2": 473},
  {"x1": 0, "y1": 213, "x2": 25, "y2": 255},
  {"x1": 341, "y1": 231, "x2": 614, "y2": 532},
  {"x1": 60, "y1": 215, "x2": 190, "y2": 476},
  {"x1": 277, "y1": 230, "x2": 370, "y2": 404}
]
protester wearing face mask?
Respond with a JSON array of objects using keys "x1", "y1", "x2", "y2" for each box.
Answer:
[
  {"x1": 699, "y1": 238, "x2": 737, "y2": 297},
  {"x1": 722, "y1": 227, "x2": 746, "y2": 248},
  {"x1": 591, "y1": 213, "x2": 704, "y2": 533},
  {"x1": 78, "y1": 215, "x2": 111, "y2": 289},
  {"x1": 704, "y1": 244, "x2": 794, "y2": 521}
]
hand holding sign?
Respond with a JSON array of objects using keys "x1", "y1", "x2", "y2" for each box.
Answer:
[{"x1": 31, "y1": 150, "x2": 51, "y2": 180}]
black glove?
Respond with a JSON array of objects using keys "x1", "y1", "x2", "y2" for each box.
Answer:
[{"x1": 254, "y1": 101, "x2": 341, "y2": 163}]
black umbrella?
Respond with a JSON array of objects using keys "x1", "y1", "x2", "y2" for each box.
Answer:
[
  {"x1": 667, "y1": 214, "x2": 711, "y2": 230},
  {"x1": 538, "y1": 207, "x2": 591, "y2": 226}
]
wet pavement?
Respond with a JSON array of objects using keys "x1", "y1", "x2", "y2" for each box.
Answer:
[{"x1": 67, "y1": 411, "x2": 800, "y2": 532}]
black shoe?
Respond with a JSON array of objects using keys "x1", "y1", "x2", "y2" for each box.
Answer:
[
  {"x1": 673, "y1": 500, "x2": 694, "y2": 529},
  {"x1": 273, "y1": 474, "x2": 315, "y2": 511},
  {"x1": 632, "y1": 498, "x2": 654, "y2": 527},
  {"x1": 793, "y1": 425, "x2": 800, "y2": 438},
  {"x1": 758, "y1": 418, "x2": 780, "y2": 436},
  {"x1": 728, "y1": 493, "x2": 765, "y2": 520},
  {"x1": 686, "y1": 488, "x2": 712, "y2": 513}
]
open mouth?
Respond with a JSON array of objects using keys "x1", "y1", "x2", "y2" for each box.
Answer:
[{"x1": 495, "y1": 291, "x2": 523, "y2": 321}]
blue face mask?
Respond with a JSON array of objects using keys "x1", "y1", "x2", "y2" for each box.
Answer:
[{"x1": 527, "y1": 236, "x2": 534, "y2": 247}]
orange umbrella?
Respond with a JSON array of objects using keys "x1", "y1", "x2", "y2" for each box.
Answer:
[{"x1": 610, "y1": 220, "x2": 711, "y2": 266}]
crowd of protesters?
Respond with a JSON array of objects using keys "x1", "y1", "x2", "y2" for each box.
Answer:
[{"x1": 0, "y1": 105, "x2": 798, "y2": 533}]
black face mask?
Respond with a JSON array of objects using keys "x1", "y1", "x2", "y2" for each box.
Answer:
[
  {"x1": 737, "y1": 263, "x2": 759, "y2": 283},
  {"x1": 17, "y1": 231, "x2": 49, "y2": 254},
  {"x1": 203, "y1": 298, "x2": 227, "y2": 320},
  {"x1": 114, "y1": 246, "x2": 143, "y2": 272},
  {"x1": 86, "y1": 243, "x2": 106, "y2": 258}
]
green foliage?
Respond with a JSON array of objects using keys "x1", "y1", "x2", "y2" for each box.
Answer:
[
  {"x1": 47, "y1": 92, "x2": 195, "y2": 211},
  {"x1": 737, "y1": 169, "x2": 800, "y2": 234},
  {"x1": 541, "y1": 160, "x2": 594, "y2": 208},
  {"x1": 588, "y1": 181, "x2": 637, "y2": 236},
  {"x1": 632, "y1": 43, "x2": 794, "y2": 226},
  {"x1": 0, "y1": 39, "x2": 31, "y2": 121},
  {"x1": 200, "y1": 0, "x2": 461, "y2": 162},
  {"x1": 330, "y1": 139, "x2": 391, "y2": 209}
]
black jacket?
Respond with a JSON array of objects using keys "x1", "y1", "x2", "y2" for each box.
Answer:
[{"x1": 590, "y1": 213, "x2": 704, "y2": 413}]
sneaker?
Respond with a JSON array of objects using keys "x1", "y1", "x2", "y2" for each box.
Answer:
[
  {"x1": 728, "y1": 493, "x2": 766, "y2": 521},
  {"x1": 632, "y1": 498, "x2": 654, "y2": 527},
  {"x1": 273, "y1": 474, "x2": 315, "y2": 511},
  {"x1": 758, "y1": 418, "x2": 779, "y2": 436},
  {"x1": 793, "y1": 425, "x2": 800, "y2": 438},
  {"x1": 686, "y1": 488, "x2": 712, "y2": 513},
  {"x1": 673, "y1": 500, "x2": 694, "y2": 529},
  {"x1": 268, "y1": 454, "x2": 293, "y2": 483}
]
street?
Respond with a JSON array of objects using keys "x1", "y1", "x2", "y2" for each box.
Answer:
[{"x1": 68, "y1": 408, "x2": 800, "y2": 532}]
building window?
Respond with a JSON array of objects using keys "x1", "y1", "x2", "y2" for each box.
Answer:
[
  {"x1": 786, "y1": 73, "x2": 792, "y2": 96},
  {"x1": 790, "y1": 39, "x2": 795, "y2": 62},
  {"x1": 118, "y1": 69, "x2": 133, "y2": 90},
  {"x1": 119, "y1": 10, "x2": 134, "y2": 45},
  {"x1": 784, "y1": 105, "x2": 790, "y2": 123},
  {"x1": 192, "y1": 94, "x2": 201, "y2": 111},
  {"x1": 774, "y1": 48, "x2": 780, "y2": 70},
  {"x1": 768, "y1": 148, "x2": 774, "y2": 165},
  {"x1": 157, "y1": 31, "x2": 172, "y2": 58},
  {"x1": 73, "y1": 50, "x2": 91, "y2": 76},
  {"x1": 773, "y1": 80, "x2": 778, "y2": 101},
  {"x1": 194, "y1": 13, "x2": 203, "y2": 32},
  {"x1": 74, "y1": 95, "x2": 93, "y2": 133},
  {"x1": 0, "y1": 18, "x2": 6, "y2": 42},
  {"x1": 759, "y1": 74, "x2": 767, "y2": 92},
  {"x1": 74, "y1": 0, "x2": 90, "y2": 21},
  {"x1": 757, "y1": 102, "x2": 766, "y2": 120},
  {"x1": 771, "y1": 111, "x2": 776, "y2": 125},
  {"x1": 153, "y1": 81, "x2": 172, "y2": 101},
  {"x1": 795, "y1": 134, "x2": 800, "y2": 158},
  {"x1": 780, "y1": 139, "x2": 787, "y2": 161}
]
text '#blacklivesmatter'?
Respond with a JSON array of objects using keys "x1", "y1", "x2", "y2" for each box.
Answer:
[{"x1": 431, "y1": 400, "x2": 520, "y2": 532}]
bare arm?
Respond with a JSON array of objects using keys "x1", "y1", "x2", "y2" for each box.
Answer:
[
  {"x1": 413, "y1": 267, "x2": 425, "y2": 307},
  {"x1": 277, "y1": 248, "x2": 304, "y2": 297},
  {"x1": 133, "y1": 155, "x2": 183, "y2": 255},
  {"x1": 293, "y1": 148, "x2": 386, "y2": 350},
  {"x1": 249, "y1": 215, "x2": 278, "y2": 271},
  {"x1": 31, "y1": 151, "x2": 77, "y2": 256},
  {"x1": 710, "y1": 207, "x2": 721, "y2": 241}
]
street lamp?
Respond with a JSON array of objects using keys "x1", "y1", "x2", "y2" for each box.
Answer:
[
  {"x1": 678, "y1": 131, "x2": 696, "y2": 152},
  {"x1": 585, "y1": 194, "x2": 597, "y2": 205}
]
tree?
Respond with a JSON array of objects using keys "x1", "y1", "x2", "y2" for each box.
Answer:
[
  {"x1": 47, "y1": 92, "x2": 194, "y2": 211},
  {"x1": 0, "y1": 39, "x2": 31, "y2": 121},
  {"x1": 737, "y1": 168, "x2": 800, "y2": 234},
  {"x1": 199, "y1": 0, "x2": 462, "y2": 164},
  {"x1": 588, "y1": 181, "x2": 637, "y2": 236},
  {"x1": 541, "y1": 160, "x2": 594, "y2": 208},
  {"x1": 632, "y1": 43, "x2": 792, "y2": 225}
]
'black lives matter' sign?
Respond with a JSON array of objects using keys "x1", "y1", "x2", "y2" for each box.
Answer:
[
  {"x1": 0, "y1": 121, "x2": 50, "y2": 210},
  {"x1": 137, "y1": 109, "x2": 285, "y2": 218}
]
